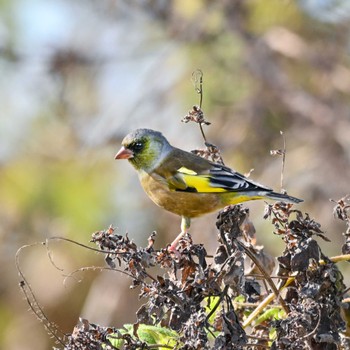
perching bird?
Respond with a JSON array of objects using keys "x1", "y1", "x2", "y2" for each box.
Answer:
[{"x1": 115, "y1": 128, "x2": 302, "y2": 249}]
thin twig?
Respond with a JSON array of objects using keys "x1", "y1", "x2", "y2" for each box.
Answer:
[
  {"x1": 191, "y1": 69, "x2": 207, "y2": 142},
  {"x1": 242, "y1": 276, "x2": 295, "y2": 329},
  {"x1": 45, "y1": 237, "x2": 159, "y2": 284},
  {"x1": 15, "y1": 244, "x2": 66, "y2": 345},
  {"x1": 245, "y1": 343, "x2": 270, "y2": 348},
  {"x1": 233, "y1": 301, "x2": 284, "y2": 309},
  {"x1": 237, "y1": 241, "x2": 289, "y2": 314},
  {"x1": 270, "y1": 131, "x2": 286, "y2": 191},
  {"x1": 299, "y1": 304, "x2": 321, "y2": 341},
  {"x1": 206, "y1": 285, "x2": 229, "y2": 322},
  {"x1": 323, "y1": 254, "x2": 350, "y2": 264},
  {"x1": 62, "y1": 266, "x2": 143, "y2": 287},
  {"x1": 281, "y1": 131, "x2": 286, "y2": 190},
  {"x1": 192, "y1": 69, "x2": 203, "y2": 109}
]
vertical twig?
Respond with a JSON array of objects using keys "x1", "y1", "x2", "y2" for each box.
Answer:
[
  {"x1": 191, "y1": 69, "x2": 207, "y2": 142},
  {"x1": 237, "y1": 241, "x2": 289, "y2": 314},
  {"x1": 192, "y1": 69, "x2": 203, "y2": 109},
  {"x1": 270, "y1": 131, "x2": 286, "y2": 192},
  {"x1": 280, "y1": 131, "x2": 286, "y2": 191}
]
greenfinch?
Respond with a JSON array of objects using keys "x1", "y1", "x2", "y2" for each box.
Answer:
[{"x1": 115, "y1": 129, "x2": 302, "y2": 248}]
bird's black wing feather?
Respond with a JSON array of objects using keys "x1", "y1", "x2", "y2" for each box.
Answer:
[{"x1": 208, "y1": 164, "x2": 272, "y2": 192}]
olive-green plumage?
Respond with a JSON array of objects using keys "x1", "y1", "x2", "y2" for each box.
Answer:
[{"x1": 115, "y1": 128, "x2": 302, "y2": 247}]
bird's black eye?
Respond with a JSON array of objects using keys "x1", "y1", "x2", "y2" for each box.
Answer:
[{"x1": 132, "y1": 141, "x2": 143, "y2": 152}]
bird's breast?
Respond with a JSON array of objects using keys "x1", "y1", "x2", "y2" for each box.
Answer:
[{"x1": 139, "y1": 171, "x2": 223, "y2": 218}]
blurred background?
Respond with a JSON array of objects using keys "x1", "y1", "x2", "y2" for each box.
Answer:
[{"x1": 1, "y1": 0, "x2": 350, "y2": 348}]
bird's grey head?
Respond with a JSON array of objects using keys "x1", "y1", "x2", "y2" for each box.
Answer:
[{"x1": 117, "y1": 128, "x2": 171, "y2": 172}]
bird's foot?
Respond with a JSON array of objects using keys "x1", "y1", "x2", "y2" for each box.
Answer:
[{"x1": 167, "y1": 231, "x2": 189, "y2": 259}]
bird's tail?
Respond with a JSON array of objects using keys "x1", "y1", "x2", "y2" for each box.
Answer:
[{"x1": 263, "y1": 191, "x2": 303, "y2": 204}]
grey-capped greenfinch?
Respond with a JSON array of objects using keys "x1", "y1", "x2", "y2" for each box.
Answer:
[{"x1": 115, "y1": 129, "x2": 302, "y2": 249}]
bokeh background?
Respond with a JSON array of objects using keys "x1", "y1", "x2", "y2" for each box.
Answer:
[{"x1": 1, "y1": 1, "x2": 350, "y2": 349}]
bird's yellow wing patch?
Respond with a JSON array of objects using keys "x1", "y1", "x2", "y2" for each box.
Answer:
[
  {"x1": 177, "y1": 167, "x2": 227, "y2": 193},
  {"x1": 178, "y1": 167, "x2": 197, "y2": 175}
]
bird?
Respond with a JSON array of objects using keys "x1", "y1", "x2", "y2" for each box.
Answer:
[{"x1": 115, "y1": 128, "x2": 302, "y2": 250}]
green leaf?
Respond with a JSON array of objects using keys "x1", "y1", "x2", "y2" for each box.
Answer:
[
  {"x1": 254, "y1": 307, "x2": 285, "y2": 326},
  {"x1": 107, "y1": 324, "x2": 178, "y2": 349},
  {"x1": 204, "y1": 296, "x2": 222, "y2": 324}
]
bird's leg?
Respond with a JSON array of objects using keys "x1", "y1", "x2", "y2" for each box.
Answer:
[{"x1": 168, "y1": 216, "x2": 191, "y2": 252}]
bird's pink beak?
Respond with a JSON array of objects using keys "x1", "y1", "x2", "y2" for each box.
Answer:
[{"x1": 115, "y1": 146, "x2": 134, "y2": 160}]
